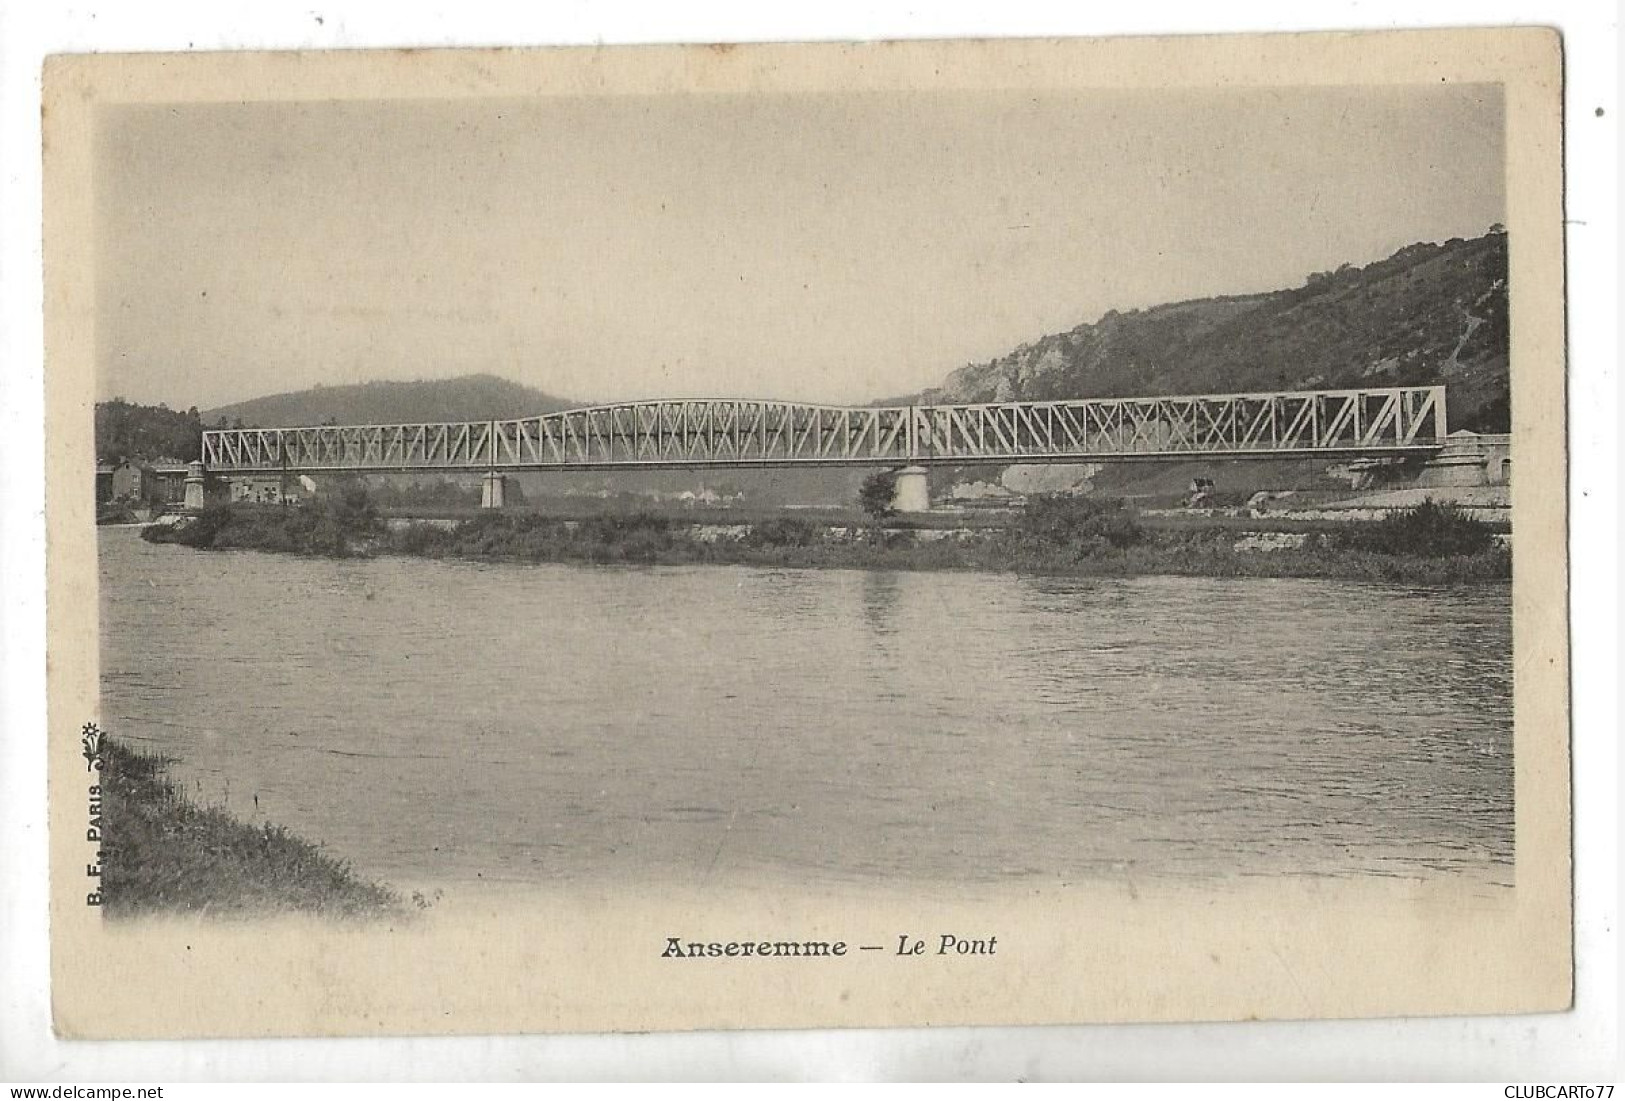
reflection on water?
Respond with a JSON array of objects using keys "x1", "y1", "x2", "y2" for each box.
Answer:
[
  {"x1": 860, "y1": 569, "x2": 904, "y2": 638},
  {"x1": 98, "y1": 528, "x2": 1514, "y2": 890}
]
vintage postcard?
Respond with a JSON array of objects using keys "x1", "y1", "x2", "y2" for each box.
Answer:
[{"x1": 45, "y1": 29, "x2": 1568, "y2": 1039}]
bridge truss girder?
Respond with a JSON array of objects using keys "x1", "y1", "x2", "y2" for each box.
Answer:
[{"x1": 199, "y1": 385, "x2": 1446, "y2": 473}]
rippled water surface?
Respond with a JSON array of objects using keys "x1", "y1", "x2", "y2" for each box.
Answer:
[{"x1": 98, "y1": 528, "x2": 1514, "y2": 889}]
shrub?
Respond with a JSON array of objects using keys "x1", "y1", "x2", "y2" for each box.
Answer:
[
  {"x1": 858, "y1": 471, "x2": 899, "y2": 524},
  {"x1": 141, "y1": 483, "x2": 389, "y2": 557},
  {"x1": 743, "y1": 516, "x2": 825, "y2": 548},
  {"x1": 552, "y1": 513, "x2": 676, "y2": 563},
  {"x1": 577, "y1": 513, "x2": 673, "y2": 544},
  {"x1": 321, "y1": 480, "x2": 383, "y2": 536},
  {"x1": 1334, "y1": 500, "x2": 1497, "y2": 557},
  {"x1": 147, "y1": 502, "x2": 234, "y2": 547},
  {"x1": 392, "y1": 522, "x2": 449, "y2": 556},
  {"x1": 1009, "y1": 494, "x2": 1144, "y2": 556}
]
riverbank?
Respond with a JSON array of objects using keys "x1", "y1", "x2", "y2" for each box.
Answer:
[
  {"x1": 142, "y1": 495, "x2": 1511, "y2": 584},
  {"x1": 99, "y1": 737, "x2": 401, "y2": 919}
]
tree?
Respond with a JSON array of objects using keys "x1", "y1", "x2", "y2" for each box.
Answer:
[
  {"x1": 858, "y1": 470, "x2": 898, "y2": 525},
  {"x1": 324, "y1": 479, "x2": 380, "y2": 531},
  {"x1": 94, "y1": 398, "x2": 205, "y2": 463}
]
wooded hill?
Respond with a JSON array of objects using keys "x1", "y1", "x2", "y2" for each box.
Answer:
[
  {"x1": 200, "y1": 373, "x2": 575, "y2": 429},
  {"x1": 914, "y1": 229, "x2": 1510, "y2": 432},
  {"x1": 95, "y1": 400, "x2": 204, "y2": 464}
]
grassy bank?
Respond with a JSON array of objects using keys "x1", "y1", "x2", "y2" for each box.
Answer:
[
  {"x1": 144, "y1": 492, "x2": 1511, "y2": 584},
  {"x1": 99, "y1": 738, "x2": 401, "y2": 919}
]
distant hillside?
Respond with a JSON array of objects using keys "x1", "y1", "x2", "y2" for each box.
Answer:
[
  {"x1": 202, "y1": 374, "x2": 577, "y2": 428},
  {"x1": 916, "y1": 230, "x2": 1510, "y2": 432}
]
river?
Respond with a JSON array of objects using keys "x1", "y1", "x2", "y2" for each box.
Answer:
[{"x1": 97, "y1": 527, "x2": 1514, "y2": 891}]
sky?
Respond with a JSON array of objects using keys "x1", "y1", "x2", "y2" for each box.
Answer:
[{"x1": 94, "y1": 84, "x2": 1504, "y2": 411}]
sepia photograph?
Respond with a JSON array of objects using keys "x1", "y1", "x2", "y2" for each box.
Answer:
[{"x1": 40, "y1": 29, "x2": 1571, "y2": 1040}]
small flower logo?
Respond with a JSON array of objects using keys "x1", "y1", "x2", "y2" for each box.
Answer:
[{"x1": 81, "y1": 722, "x2": 103, "y2": 771}]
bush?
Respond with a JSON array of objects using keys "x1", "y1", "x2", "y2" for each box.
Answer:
[
  {"x1": 140, "y1": 483, "x2": 388, "y2": 557},
  {"x1": 1334, "y1": 500, "x2": 1497, "y2": 557},
  {"x1": 575, "y1": 513, "x2": 676, "y2": 561},
  {"x1": 1008, "y1": 494, "x2": 1144, "y2": 557},
  {"x1": 858, "y1": 471, "x2": 899, "y2": 523},
  {"x1": 322, "y1": 479, "x2": 382, "y2": 536},
  {"x1": 743, "y1": 516, "x2": 825, "y2": 548},
  {"x1": 392, "y1": 522, "x2": 450, "y2": 556},
  {"x1": 145, "y1": 502, "x2": 233, "y2": 547}
]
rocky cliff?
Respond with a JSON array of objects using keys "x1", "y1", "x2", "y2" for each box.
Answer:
[{"x1": 917, "y1": 229, "x2": 1509, "y2": 433}]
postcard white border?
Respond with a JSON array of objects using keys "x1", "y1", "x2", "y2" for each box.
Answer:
[{"x1": 3, "y1": 0, "x2": 1617, "y2": 1082}]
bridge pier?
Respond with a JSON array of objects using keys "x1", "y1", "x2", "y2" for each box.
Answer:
[
  {"x1": 1418, "y1": 432, "x2": 1511, "y2": 488},
  {"x1": 480, "y1": 471, "x2": 508, "y2": 509},
  {"x1": 890, "y1": 465, "x2": 931, "y2": 513},
  {"x1": 183, "y1": 461, "x2": 207, "y2": 512}
]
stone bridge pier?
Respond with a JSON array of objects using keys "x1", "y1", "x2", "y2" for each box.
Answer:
[
  {"x1": 183, "y1": 461, "x2": 208, "y2": 511},
  {"x1": 1418, "y1": 432, "x2": 1512, "y2": 488},
  {"x1": 480, "y1": 472, "x2": 508, "y2": 508},
  {"x1": 889, "y1": 465, "x2": 931, "y2": 513}
]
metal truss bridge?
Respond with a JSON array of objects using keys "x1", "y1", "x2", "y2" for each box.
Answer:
[{"x1": 201, "y1": 385, "x2": 1447, "y2": 474}]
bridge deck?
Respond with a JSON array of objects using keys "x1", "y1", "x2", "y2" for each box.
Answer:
[{"x1": 201, "y1": 385, "x2": 1447, "y2": 473}]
